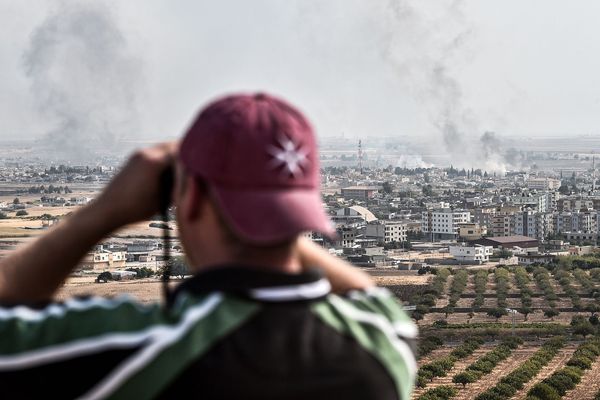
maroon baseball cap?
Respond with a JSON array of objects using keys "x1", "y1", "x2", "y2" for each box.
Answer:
[{"x1": 179, "y1": 92, "x2": 336, "y2": 244}]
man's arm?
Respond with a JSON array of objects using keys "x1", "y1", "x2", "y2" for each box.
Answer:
[
  {"x1": 0, "y1": 143, "x2": 176, "y2": 304},
  {"x1": 296, "y1": 237, "x2": 373, "y2": 293}
]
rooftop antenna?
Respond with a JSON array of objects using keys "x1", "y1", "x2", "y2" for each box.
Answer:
[
  {"x1": 593, "y1": 155, "x2": 596, "y2": 192},
  {"x1": 358, "y1": 139, "x2": 364, "y2": 174}
]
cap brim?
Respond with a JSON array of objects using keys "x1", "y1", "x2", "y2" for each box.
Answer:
[{"x1": 210, "y1": 186, "x2": 336, "y2": 245}]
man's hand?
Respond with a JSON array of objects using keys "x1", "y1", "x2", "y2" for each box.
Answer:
[
  {"x1": 297, "y1": 237, "x2": 373, "y2": 293},
  {"x1": 95, "y1": 142, "x2": 178, "y2": 230}
]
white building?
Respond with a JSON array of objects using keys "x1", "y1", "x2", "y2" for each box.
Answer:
[
  {"x1": 424, "y1": 201, "x2": 450, "y2": 210},
  {"x1": 511, "y1": 192, "x2": 549, "y2": 212},
  {"x1": 526, "y1": 177, "x2": 561, "y2": 191},
  {"x1": 421, "y1": 209, "x2": 471, "y2": 240},
  {"x1": 80, "y1": 245, "x2": 127, "y2": 270},
  {"x1": 449, "y1": 244, "x2": 493, "y2": 264},
  {"x1": 365, "y1": 221, "x2": 407, "y2": 243}
]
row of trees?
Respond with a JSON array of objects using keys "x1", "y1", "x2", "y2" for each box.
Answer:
[
  {"x1": 452, "y1": 337, "x2": 523, "y2": 387},
  {"x1": 412, "y1": 266, "x2": 600, "y2": 323},
  {"x1": 417, "y1": 337, "x2": 484, "y2": 388},
  {"x1": 527, "y1": 336, "x2": 600, "y2": 399},
  {"x1": 417, "y1": 336, "x2": 444, "y2": 360},
  {"x1": 533, "y1": 267, "x2": 559, "y2": 317},
  {"x1": 514, "y1": 267, "x2": 533, "y2": 318},
  {"x1": 495, "y1": 268, "x2": 510, "y2": 309},
  {"x1": 95, "y1": 267, "x2": 155, "y2": 282},
  {"x1": 417, "y1": 385, "x2": 457, "y2": 400},
  {"x1": 447, "y1": 270, "x2": 468, "y2": 309},
  {"x1": 26, "y1": 185, "x2": 73, "y2": 194},
  {"x1": 412, "y1": 268, "x2": 451, "y2": 321},
  {"x1": 555, "y1": 269, "x2": 583, "y2": 310},
  {"x1": 473, "y1": 270, "x2": 488, "y2": 308},
  {"x1": 474, "y1": 337, "x2": 565, "y2": 400}
]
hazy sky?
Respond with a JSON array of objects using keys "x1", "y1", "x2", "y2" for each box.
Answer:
[{"x1": 1, "y1": 0, "x2": 600, "y2": 145}]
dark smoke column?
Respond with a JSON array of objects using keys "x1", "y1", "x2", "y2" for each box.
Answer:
[{"x1": 23, "y1": 1, "x2": 143, "y2": 161}]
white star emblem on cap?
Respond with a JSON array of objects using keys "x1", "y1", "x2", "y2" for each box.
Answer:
[{"x1": 268, "y1": 135, "x2": 309, "y2": 178}]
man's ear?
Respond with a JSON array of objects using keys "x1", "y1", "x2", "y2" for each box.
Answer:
[{"x1": 182, "y1": 175, "x2": 204, "y2": 221}]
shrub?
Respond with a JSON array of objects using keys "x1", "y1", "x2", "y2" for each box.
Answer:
[
  {"x1": 493, "y1": 383, "x2": 516, "y2": 397},
  {"x1": 544, "y1": 309, "x2": 560, "y2": 320},
  {"x1": 125, "y1": 267, "x2": 154, "y2": 279},
  {"x1": 452, "y1": 371, "x2": 479, "y2": 387},
  {"x1": 543, "y1": 374, "x2": 576, "y2": 395},
  {"x1": 418, "y1": 336, "x2": 444, "y2": 359},
  {"x1": 95, "y1": 271, "x2": 113, "y2": 283},
  {"x1": 488, "y1": 307, "x2": 508, "y2": 320},
  {"x1": 567, "y1": 355, "x2": 592, "y2": 369},
  {"x1": 418, "y1": 385, "x2": 457, "y2": 400},
  {"x1": 572, "y1": 321, "x2": 595, "y2": 338},
  {"x1": 527, "y1": 382, "x2": 560, "y2": 400},
  {"x1": 475, "y1": 391, "x2": 503, "y2": 400},
  {"x1": 15, "y1": 210, "x2": 28, "y2": 216}
]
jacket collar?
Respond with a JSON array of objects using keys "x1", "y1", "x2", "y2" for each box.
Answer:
[{"x1": 171, "y1": 265, "x2": 331, "y2": 302}]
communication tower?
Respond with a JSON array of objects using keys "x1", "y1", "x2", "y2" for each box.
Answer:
[{"x1": 358, "y1": 139, "x2": 363, "y2": 174}]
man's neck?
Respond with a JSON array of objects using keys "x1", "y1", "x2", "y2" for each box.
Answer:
[{"x1": 191, "y1": 245, "x2": 302, "y2": 274}]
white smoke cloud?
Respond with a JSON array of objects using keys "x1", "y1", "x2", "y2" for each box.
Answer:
[{"x1": 22, "y1": 1, "x2": 142, "y2": 161}]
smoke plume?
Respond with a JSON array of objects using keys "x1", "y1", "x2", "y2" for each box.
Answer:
[
  {"x1": 383, "y1": 1, "x2": 516, "y2": 172},
  {"x1": 23, "y1": 1, "x2": 142, "y2": 161}
]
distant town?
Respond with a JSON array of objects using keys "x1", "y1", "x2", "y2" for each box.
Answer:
[{"x1": 0, "y1": 138, "x2": 599, "y2": 280}]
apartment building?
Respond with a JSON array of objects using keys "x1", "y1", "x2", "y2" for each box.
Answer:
[
  {"x1": 555, "y1": 211, "x2": 597, "y2": 233},
  {"x1": 526, "y1": 177, "x2": 561, "y2": 191},
  {"x1": 365, "y1": 221, "x2": 407, "y2": 243},
  {"x1": 421, "y1": 209, "x2": 471, "y2": 240},
  {"x1": 336, "y1": 226, "x2": 358, "y2": 248},
  {"x1": 513, "y1": 211, "x2": 553, "y2": 241},
  {"x1": 511, "y1": 192, "x2": 549, "y2": 212},
  {"x1": 491, "y1": 214, "x2": 514, "y2": 237},
  {"x1": 340, "y1": 186, "x2": 379, "y2": 201},
  {"x1": 458, "y1": 223, "x2": 487, "y2": 241}
]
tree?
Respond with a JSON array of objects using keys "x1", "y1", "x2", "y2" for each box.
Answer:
[
  {"x1": 167, "y1": 256, "x2": 189, "y2": 279},
  {"x1": 496, "y1": 249, "x2": 513, "y2": 259},
  {"x1": 544, "y1": 309, "x2": 560, "y2": 320},
  {"x1": 487, "y1": 307, "x2": 508, "y2": 321},
  {"x1": 422, "y1": 185, "x2": 434, "y2": 197},
  {"x1": 527, "y1": 383, "x2": 561, "y2": 400},
  {"x1": 573, "y1": 322, "x2": 595, "y2": 338},
  {"x1": 585, "y1": 303, "x2": 600, "y2": 316},
  {"x1": 452, "y1": 371, "x2": 478, "y2": 387},
  {"x1": 381, "y1": 181, "x2": 393, "y2": 194},
  {"x1": 95, "y1": 272, "x2": 112, "y2": 283},
  {"x1": 444, "y1": 306, "x2": 454, "y2": 318},
  {"x1": 412, "y1": 311, "x2": 424, "y2": 321},
  {"x1": 519, "y1": 307, "x2": 532, "y2": 321}
]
